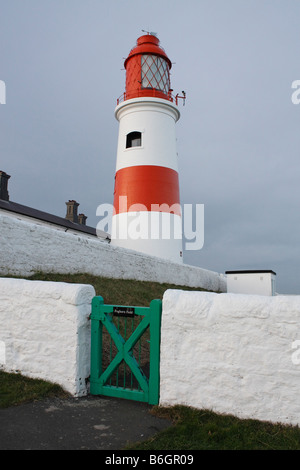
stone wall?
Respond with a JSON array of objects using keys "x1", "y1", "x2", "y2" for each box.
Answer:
[
  {"x1": 0, "y1": 211, "x2": 226, "y2": 292},
  {"x1": 2, "y1": 277, "x2": 300, "y2": 427},
  {"x1": 160, "y1": 289, "x2": 300, "y2": 427},
  {"x1": 0, "y1": 278, "x2": 95, "y2": 396}
]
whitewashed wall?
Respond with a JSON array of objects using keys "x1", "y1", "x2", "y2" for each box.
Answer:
[
  {"x1": 0, "y1": 278, "x2": 95, "y2": 397},
  {"x1": 0, "y1": 212, "x2": 226, "y2": 292},
  {"x1": 160, "y1": 290, "x2": 300, "y2": 427}
]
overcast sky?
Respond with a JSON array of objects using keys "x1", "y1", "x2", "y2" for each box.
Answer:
[{"x1": 1, "y1": 0, "x2": 299, "y2": 294}]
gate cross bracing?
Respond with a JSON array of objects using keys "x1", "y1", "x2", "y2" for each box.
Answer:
[{"x1": 90, "y1": 296, "x2": 162, "y2": 405}]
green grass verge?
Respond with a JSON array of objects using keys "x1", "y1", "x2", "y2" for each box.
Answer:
[
  {"x1": 126, "y1": 405, "x2": 300, "y2": 450},
  {"x1": 25, "y1": 271, "x2": 206, "y2": 306},
  {"x1": 0, "y1": 370, "x2": 68, "y2": 408}
]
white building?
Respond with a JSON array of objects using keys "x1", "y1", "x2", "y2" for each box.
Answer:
[{"x1": 226, "y1": 270, "x2": 276, "y2": 296}]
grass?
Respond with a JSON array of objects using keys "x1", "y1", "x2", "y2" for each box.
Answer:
[
  {"x1": 24, "y1": 271, "x2": 206, "y2": 306},
  {"x1": 2, "y1": 271, "x2": 300, "y2": 449},
  {"x1": 126, "y1": 405, "x2": 300, "y2": 450},
  {"x1": 0, "y1": 370, "x2": 68, "y2": 409}
]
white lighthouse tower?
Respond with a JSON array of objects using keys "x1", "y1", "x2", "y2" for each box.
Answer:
[{"x1": 111, "y1": 33, "x2": 184, "y2": 263}]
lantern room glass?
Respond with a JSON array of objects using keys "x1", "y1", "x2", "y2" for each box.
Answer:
[{"x1": 141, "y1": 55, "x2": 170, "y2": 93}]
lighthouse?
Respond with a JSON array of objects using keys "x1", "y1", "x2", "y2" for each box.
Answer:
[{"x1": 111, "y1": 33, "x2": 184, "y2": 263}]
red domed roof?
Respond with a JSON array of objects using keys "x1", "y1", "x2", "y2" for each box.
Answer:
[{"x1": 124, "y1": 34, "x2": 172, "y2": 69}]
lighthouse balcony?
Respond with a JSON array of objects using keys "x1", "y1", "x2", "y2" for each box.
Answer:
[{"x1": 117, "y1": 89, "x2": 182, "y2": 106}]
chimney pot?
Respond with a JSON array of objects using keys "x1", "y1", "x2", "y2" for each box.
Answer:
[
  {"x1": 78, "y1": 213, "x2": 87, "y2": 225},
  {"x1": 65, "y1": 200, "x2": 79, "y2": 223},
  {"x1": 0, "y1": 171, "x2": 11, "y2": 201}
]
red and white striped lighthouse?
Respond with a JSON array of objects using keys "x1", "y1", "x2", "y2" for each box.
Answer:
[{"x1": 111, "y1": 33, "x2": 184, "y2": 263}]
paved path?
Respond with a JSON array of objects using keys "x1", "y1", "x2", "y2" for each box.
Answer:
[{"x1": 0, "y1": 395, "x2": 171, "y2": 450}]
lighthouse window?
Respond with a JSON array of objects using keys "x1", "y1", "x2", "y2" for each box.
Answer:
[
  {"x1": 141, "y1": 55, "x2": 169, "y2": 93},
  {"x1": 126, "y1": 131, "x2": 142, "y2": 148}
]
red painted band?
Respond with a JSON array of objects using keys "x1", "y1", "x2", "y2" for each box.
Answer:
[{"x1": 113, "y1": 165, "x2": 181, "y2": 216}]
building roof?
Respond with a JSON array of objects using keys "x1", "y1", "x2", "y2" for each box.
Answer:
[
  {"x1": 225, "y1": 270, "x2": 276, "y2": 275},
  {"x1": 0, "y1": 198, "x2": 110, "y2": 240}
]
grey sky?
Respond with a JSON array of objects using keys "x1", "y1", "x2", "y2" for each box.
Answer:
[{"x1": 1, "y1": 0, "x2": 299, "y2": 294}]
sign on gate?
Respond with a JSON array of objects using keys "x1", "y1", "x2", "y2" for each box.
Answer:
[
  {"x1": 89, "y1": 296, "x2": 162, "y2": 405},
  {"x1": 113, "y1": 306, "x2": 135, "y2": 317}
]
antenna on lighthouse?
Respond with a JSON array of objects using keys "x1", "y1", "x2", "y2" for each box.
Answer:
[{"x1": 141, "y1": 29, "x2": 157, "y2": 37}]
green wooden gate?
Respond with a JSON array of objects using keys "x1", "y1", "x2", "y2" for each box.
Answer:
[{"x1": 90, "y1": 296, "x2": 162, "y2": 405}]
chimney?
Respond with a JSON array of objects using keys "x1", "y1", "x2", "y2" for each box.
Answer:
[
  {"x1": 0, "y1": 171, "x2": 11, "y2": 201},
  {"x1": 78, "y1": 213, "x2": 87, "y2": 225},
  {"x1": 65, "y1": 200, "x2": 79, "y2": 223}
]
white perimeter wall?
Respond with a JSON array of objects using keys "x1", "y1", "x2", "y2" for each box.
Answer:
[
  {"x1": 2, "y1": 278, "x2": 300, "y2": 427},
  {"x1": 160, "y1": 290, "x2": 300, "y2": 427},
  {"x1": 0, "y1": 212, "x2": 226, "y2": 292},
  {"x1": 0, "y1": 278, "x2": 95, "y2": 397}
]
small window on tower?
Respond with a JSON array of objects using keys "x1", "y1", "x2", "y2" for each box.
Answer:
[{"x1": 126, "y1": 131, "x2": 142, "y2": 148}]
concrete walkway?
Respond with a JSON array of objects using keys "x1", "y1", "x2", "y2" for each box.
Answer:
[{"x1": 0, "y1": 395, "x2": 171, "y2": 450}]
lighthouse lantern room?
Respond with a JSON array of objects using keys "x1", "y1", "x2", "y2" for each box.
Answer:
[{"x1": 111, "y1": 33, "x2": 184, "y2": 263}]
